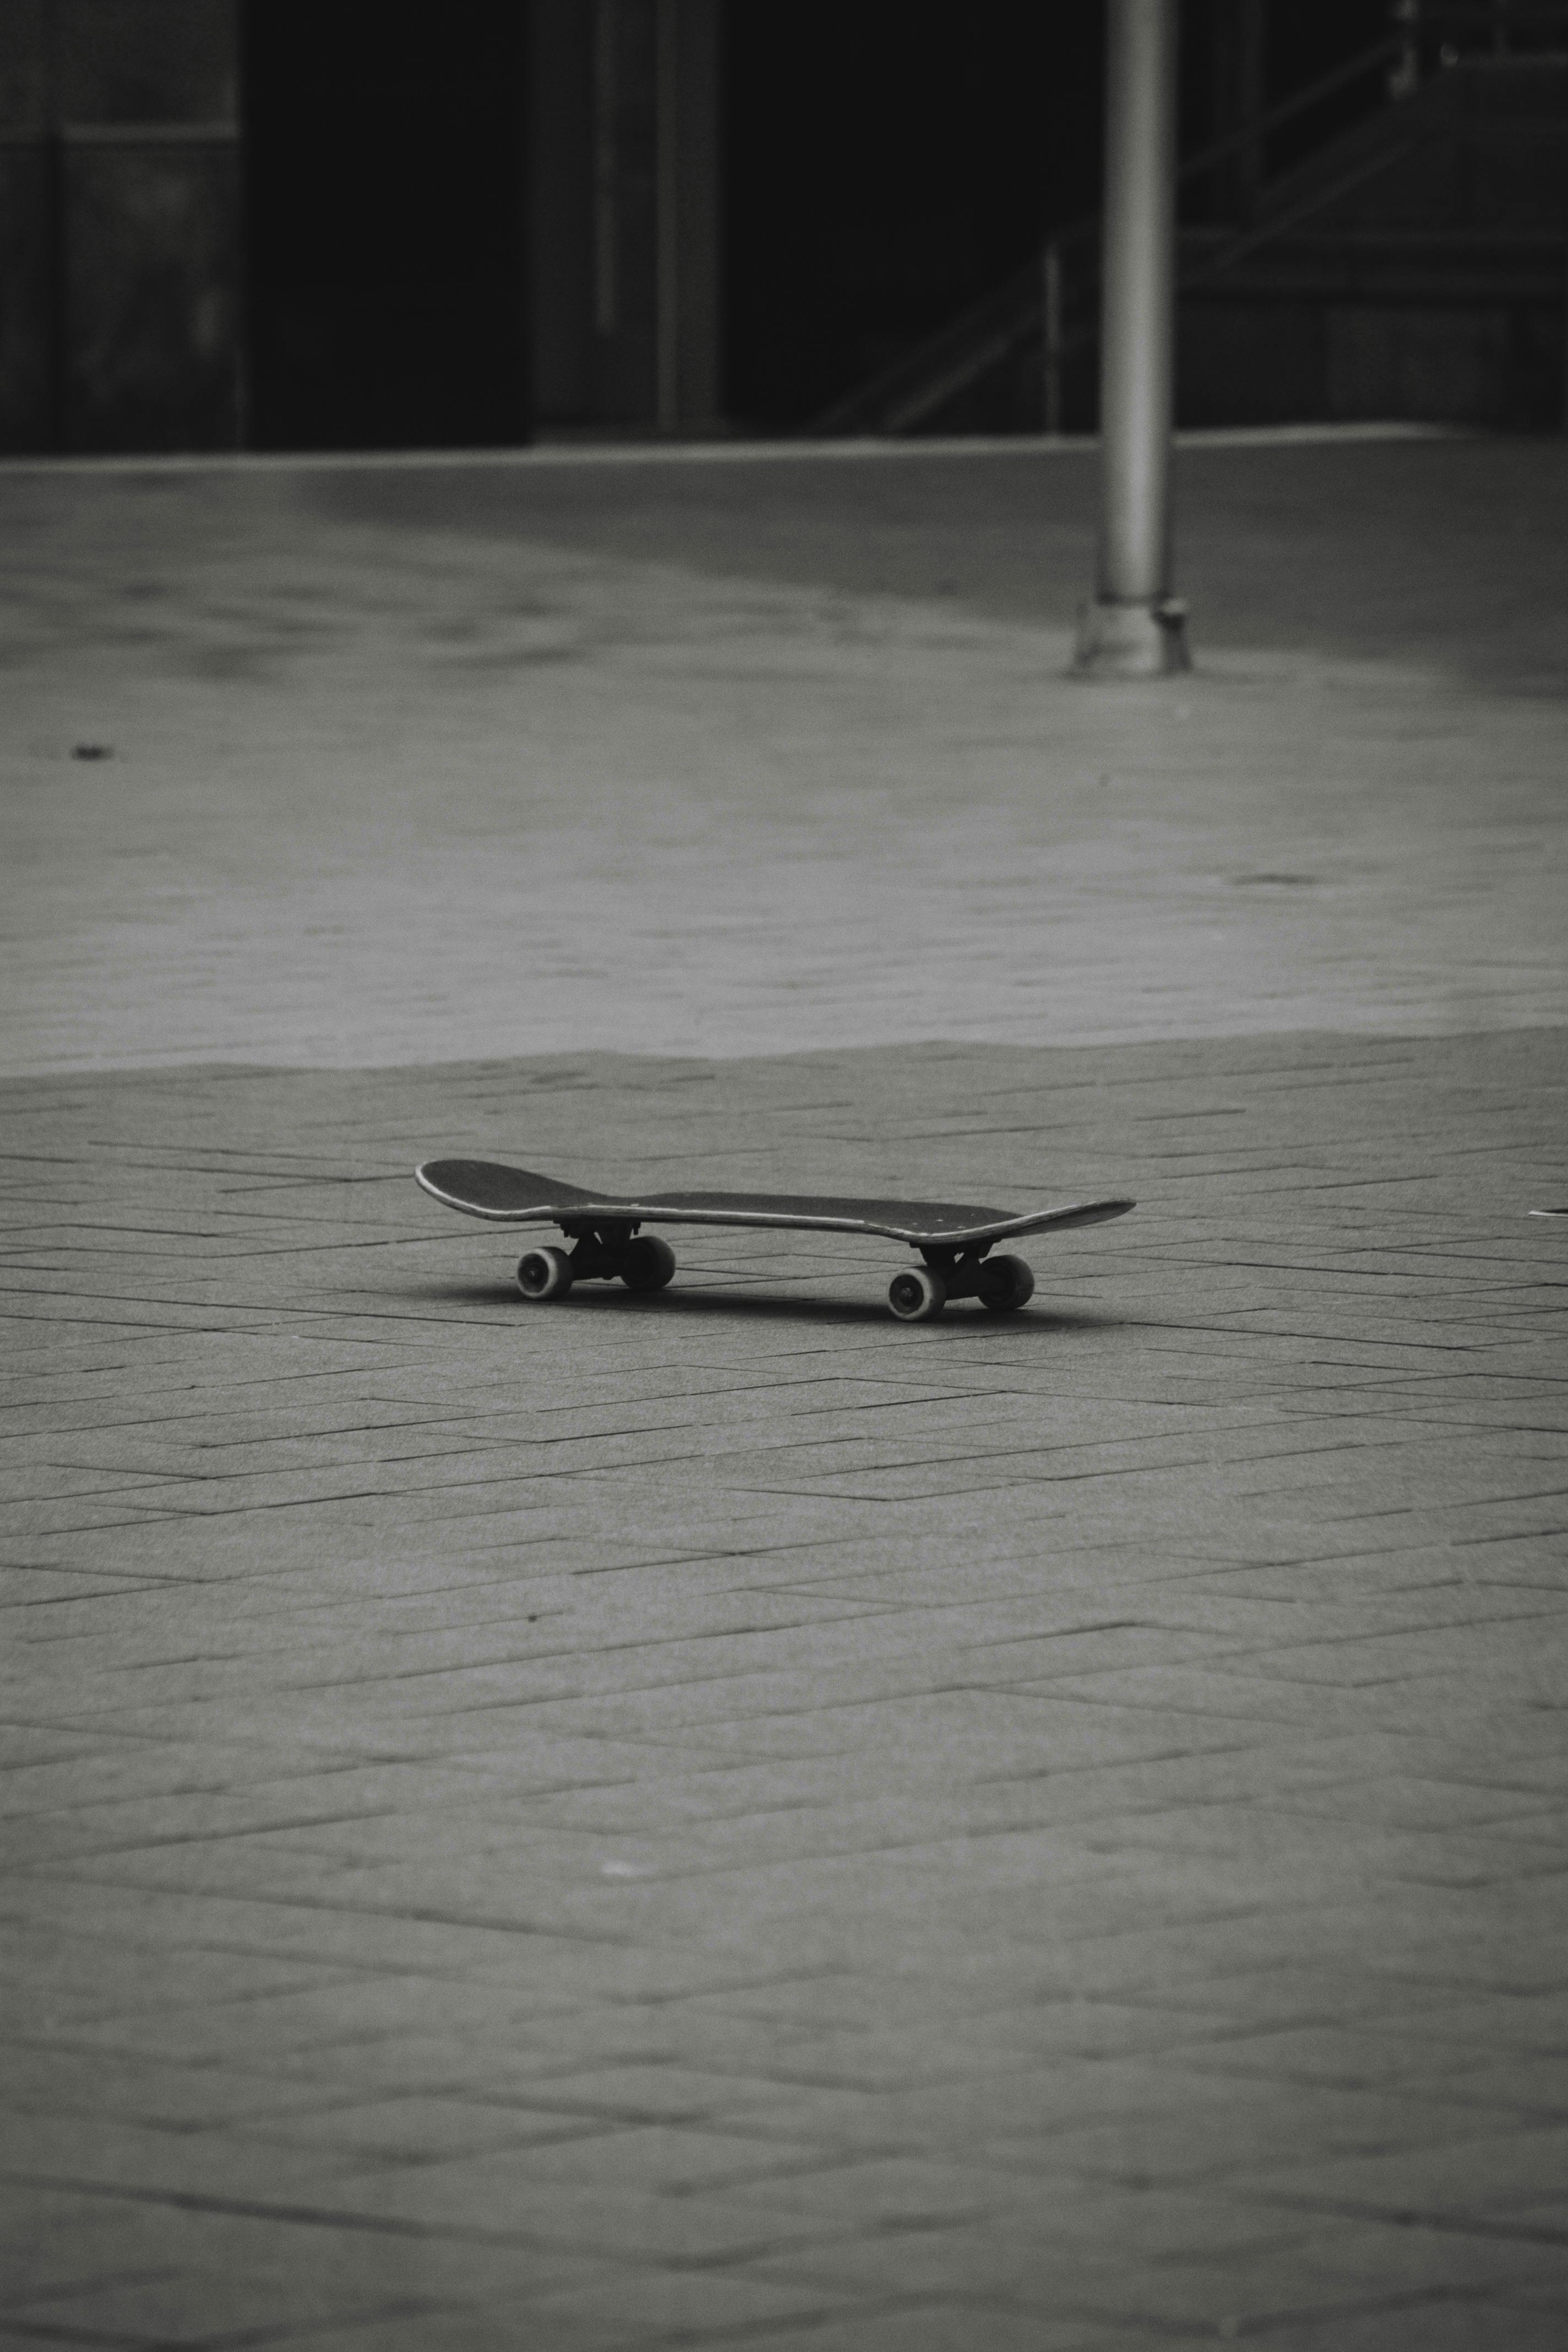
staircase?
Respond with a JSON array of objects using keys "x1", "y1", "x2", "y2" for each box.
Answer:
[{"x1": 809, "y1": 9, "x2": 1568, "y2": 438}]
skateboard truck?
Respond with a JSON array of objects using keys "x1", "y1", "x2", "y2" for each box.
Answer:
[
  {"x1": 517, "y1": 1221, "x2": 676, "y2": 1302},
  {"x1": 897, "y1": 1245, "x2": 1037, "y2": 1321},
  {"x1": 526, "y1": 1232, "x2": 1028, "y2": 1321}
]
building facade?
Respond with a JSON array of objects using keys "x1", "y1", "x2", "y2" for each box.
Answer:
[{"x1": 1, "y1": 1, "x2": 1561, "y2": 455}]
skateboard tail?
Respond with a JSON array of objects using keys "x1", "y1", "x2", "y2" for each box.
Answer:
[{"x1": 416, "y1": 1161, "x2": 598, "y2": 1221}]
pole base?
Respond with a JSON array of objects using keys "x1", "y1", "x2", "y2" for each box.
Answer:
[{"x1": 1073, "y1": 597, "x2": 1191, "y2": 678}]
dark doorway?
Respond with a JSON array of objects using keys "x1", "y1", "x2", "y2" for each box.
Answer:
[
  {"x1": 722, "y1": 8, "x2": 1103, "y2": 431},
  {"x1": 242, "y1": 2, "x2": 529, "y2": 450}
]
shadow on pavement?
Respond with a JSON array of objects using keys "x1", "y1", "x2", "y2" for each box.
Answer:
[{"x1": 410, "y1": 1278, "x2": 1126, "y2": 1332}]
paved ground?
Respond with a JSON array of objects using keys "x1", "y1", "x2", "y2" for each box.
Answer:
[
  {"x1": 4, "y1": 433, "x2": 1566, "y2": 1072},
  {"x1": 3, "y1": 434, "x2": 1567, "y2": 2348}
]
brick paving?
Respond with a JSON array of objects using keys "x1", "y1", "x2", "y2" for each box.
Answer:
[
  {"x1": 3, "y1": 438, "x2": 1567, "y2": 2347},
  {"x1": 4, "y1": 435, "x2": 1565, "y2": 1075},
  {"x1": 4, "y1": 1031, "x2": 1566, "y2": 2348}
]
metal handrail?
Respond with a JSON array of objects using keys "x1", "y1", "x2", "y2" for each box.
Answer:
[
  {"x1": 1045, "y1": 31, "x2": 1408, "y2": 274},
  {"x1": 1404, "y1": 2, "x2": 1568, "y2": 23},
  {"x1": 812, "y1": 17, "x2": 1568, "y2": 438},
  {"x1": 813, "y1": 32, "x2": 1406, "y2": 436},
  {"x1": 1390, "y1": 1, "x2": 1568, "y2": 97},
  {"x1": 1179, "y1": 140, "x2": 1417, "y2": 291}
]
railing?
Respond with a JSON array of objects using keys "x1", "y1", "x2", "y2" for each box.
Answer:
[
  {"x1": 816, "y1": 29, "x2": 1407, "y2": 437},
  {"x1": 1042, "y1": 27, "x2": 1419, "y2": 431},
  {"x1": 1392, "y1": 1, "x2": 1568, "y2": 92},
  {"x1": 812, "y1": 4, "x2": 1568, "y2": 439}
]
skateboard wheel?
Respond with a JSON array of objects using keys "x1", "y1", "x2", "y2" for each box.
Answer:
[
  {"x1": 979, "y1": 1254, "x2": 1035, "y2": 1312},
  {"x1": 888, "y1": 1267, "x2": 946, "y2": 1322},
  {"x1": 517, "y1": 1245, "x2": 573, "y2": 1301},
  {"x1": 620, "y1": 1235, "x2": 676, "y2": 1293}
]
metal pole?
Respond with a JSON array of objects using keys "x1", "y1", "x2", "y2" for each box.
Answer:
[
  {"x1": 592, "y1": 0, "x2": 618, "y2": 338},
  {"x1": 1042, "y1": 239, "x2": 1064, "y2": 435},
  {"x1": 1235, "y1": 0, "x2": 1265, "y2": 224},
  {"x1": 1074, "y1": 0, "x2": 1189, "y2": 676},
  {"x1": 655, "y1": 0, "x2": 680, "y2": 433},
  {"x1": 1389, "y1": 0, "x2": 1421, "y2": 102}
]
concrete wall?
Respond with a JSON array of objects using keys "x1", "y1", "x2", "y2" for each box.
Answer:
[{"x1": 0, "y1": 0, "x2": 241, "y2": 454}]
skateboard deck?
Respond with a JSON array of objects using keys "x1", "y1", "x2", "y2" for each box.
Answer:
[{"x1": 417, "y1": 1158, "x2": 1134, "y2": 1321}]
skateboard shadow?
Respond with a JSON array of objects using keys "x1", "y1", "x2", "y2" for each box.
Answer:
[{"x1": 411, "y1": 1281, "x2": 1123, "y2": 1335}]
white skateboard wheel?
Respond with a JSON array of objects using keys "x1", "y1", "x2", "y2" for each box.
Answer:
[
  {"x1": 888, "y1": 1267, "x2": 947, "y2": 1321},
  {"x1": 517, "y1": 1245, "x2": 573, "y2": 1300}
]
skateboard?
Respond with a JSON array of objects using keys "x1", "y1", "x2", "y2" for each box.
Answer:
[{"x1": 416, "y1": 1158, "x2": 1135, "y2": 1321}]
